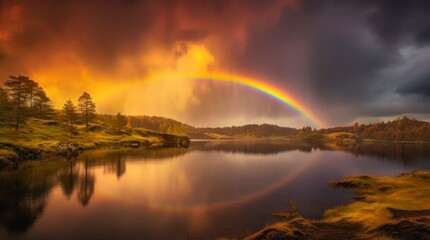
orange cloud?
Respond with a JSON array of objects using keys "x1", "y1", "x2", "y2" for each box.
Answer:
[{"x1": 0, "y1": 0, "x2": 305, "y2": 126}]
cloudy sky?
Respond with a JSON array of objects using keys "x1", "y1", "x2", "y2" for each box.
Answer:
[{"x1": 1, "y1": 0, "x2": 430, "y2": 128}]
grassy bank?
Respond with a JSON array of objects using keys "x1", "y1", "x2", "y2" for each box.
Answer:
[
  {"x1": 245, "y1": 170, "x2": 430, "y2": 240},
  {"x1": 0, "y1": 118, "x2": 189, "y2": 167}
]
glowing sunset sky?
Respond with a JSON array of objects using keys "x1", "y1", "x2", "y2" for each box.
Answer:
[{"x1": 1, "y1": 0, "x2": 430, "y2": 127}]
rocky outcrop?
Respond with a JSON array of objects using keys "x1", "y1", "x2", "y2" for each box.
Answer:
[
  {"x1": 0, "y1": 141, "x2": 81, "y2": 168},
  {"x1": 160, "y1": 133, "x2": 190, "y2": 148},
  {"x1": 120, "y1": 140, "x2": 151, "y2": 148},
  {"x1": 0, "y1": 153, "x2": 18, "y2": 169},
  {"x1": 134, "y1": 130, "x2": 190, "y2": 148},
  {"x1": 369, "y1": 218, "x2": 430, "y2": 240},
  {"x1": 0, "y1": 143, "x2": 41, "y2": 159},
  {"x1": 55, "y1": 141, "x2": 80, "y2": 159}
]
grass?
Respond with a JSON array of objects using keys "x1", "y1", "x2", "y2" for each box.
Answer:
[
  {"x1": 245, "y1": 170, "x2": 430, "y2": 240},
  {"x1": 327, "y1": 171, "x2": 430, "y2": 228},
  {"x1": 0, "y1": 149, "x2": 17, "y2": 158},
  {"x1": 0, "y1": 118, "x2": 172, "y2": 153}
]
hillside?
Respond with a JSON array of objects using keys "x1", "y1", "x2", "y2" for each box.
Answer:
[
  {"x1": 0, "y1": 118, "x2": 190, "y2": 168},
  {"x1": 127, "y1": 115, "x2": 430, "y2": 142},
  {"x1": 128, "y1": 116, "x2": 297, "y2": 139},
  {"x1": 318, "y1": 117, "x2": 430, "y2": 142}
]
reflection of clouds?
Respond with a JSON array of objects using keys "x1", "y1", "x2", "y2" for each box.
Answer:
[{"x1": 95, "y1": 150, "x2": 319, "y2": 212}]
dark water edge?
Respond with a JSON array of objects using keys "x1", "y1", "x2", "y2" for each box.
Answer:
[{"x1": 1, "y1": 141, "x2": 430, "y2": 240}]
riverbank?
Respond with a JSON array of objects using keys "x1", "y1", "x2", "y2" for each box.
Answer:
[
  {"x1": 245, "y1": 170, "x2": 430, "y2": 240},
  {"x1": 0, "y1": 118, "x2": 190, "y2": 168}
]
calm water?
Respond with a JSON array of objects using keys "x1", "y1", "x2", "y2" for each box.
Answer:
[{"x1": 1, "y1": 141, "x2": 430, "y2": 240}]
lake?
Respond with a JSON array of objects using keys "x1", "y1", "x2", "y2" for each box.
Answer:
[{"x1": 1, "y1": 141, "x2": 430, "y2": 240}]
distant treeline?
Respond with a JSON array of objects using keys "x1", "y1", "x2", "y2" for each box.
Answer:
[
  {"x1": 127, "y1": 116, "x2": 192, "y2": 134},
  {"x1": 197, "y1": 124, "x2": 297, "y2": 138},
  {"x1": 127, "y1": 116, "x2": 298, "y2": 138},
  {"x1": 316, "y1": 117, "x2": 430, "y2": 141},
  {"x1": 129, "y1": 115, "x2": 430, "y2": 141}
]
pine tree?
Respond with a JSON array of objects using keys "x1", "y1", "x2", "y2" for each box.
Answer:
[
  {"x1": 115, "y1": 112, "x2": 128, "y2": 131},
  {"x1": 63, "y1": 99, "x2": 78, "y2": 133},
  {"x1": 33, "y1": 87, "x2": 55, "y2": 119},
  {"x1": 77, "y1": 92, "x2": 96, "y2": 130},
  {"x1": 4, "y1": 75, "x2": 31, "y2": 131},
  {"x1": 0, "y1": 87, "x2": 9, "y2": 122}
]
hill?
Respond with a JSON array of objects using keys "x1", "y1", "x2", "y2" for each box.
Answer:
[
  {"x1": 127, "y1": 115, "x2": 430, "y2": 142},
  {"x1": 317, "y1": 116, "x2": 430, "y2": 142},
  {"x1": 127, "y1": 116, "x2": 297, "y2": 139}
]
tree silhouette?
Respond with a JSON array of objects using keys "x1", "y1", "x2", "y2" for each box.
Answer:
[
  {"x1": 0, "y1": 87, "x2": 9, "y2": 122},
  {"x1": 58, "y1": 161, "x2": 79, "y2": 199},
  {"x1": 77, "y1": 161, "x2": 95, "y2": 207},
  {"x1": 63, "y1": 99, "x2": 78, "y2": 133},
  {"x1": 33, "y1": 87, "x2": 55, "y2": 119},
  {"x1": 115, "y1": 112, "x2": 128, "y2": 131},
  {"x1": 77, "y1": 92, "x2": 96, "y2": 130},
  {"x1": 4, "y1": 76, "x2": 34, "y2": 131}
]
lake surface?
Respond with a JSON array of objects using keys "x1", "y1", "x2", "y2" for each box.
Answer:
[{"x1": 1, "y1": 141, "x2": 430, "y2": 240}]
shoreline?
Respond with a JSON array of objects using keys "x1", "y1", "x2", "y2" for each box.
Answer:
[
  {"x1": 245, "y1": 170, "x2": 430, "y2": 240},
  {"x1": 0, "y1": 127, "x2": 190, "y2": 169}
]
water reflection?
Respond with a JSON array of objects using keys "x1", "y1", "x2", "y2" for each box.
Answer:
[
  {"x1": 0, "y1": 142, "x2": 430, "y2": 239},
  {"x1": 58, "y1": 161, "x2": 79, "y2": 199},
  {"x1": 0, "y1": 163, "x2": 59, "y2": 233},
  {"x1": 77, "y1": 161, "x2": 95, "y2": 207}
]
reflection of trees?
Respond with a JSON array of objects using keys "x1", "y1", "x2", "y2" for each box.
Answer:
[
  {"x1": 331, "y1": 142, "x2": 430, "y2": 165},
  {"x1": 103, "y1": 152, "x2": 126, "y2": 179},
  {"x1": 77, "y1": 161, "x2": 95, "y2": 207},
  {"x1": 80, "y1": 148, "x2": 189, "y2": 162},
  {"x1": 58, "y1": 161, "x2": 79, "y2": 199},
  {"x1": 187, "y1": 141, "x2": 430, "y2": 165},
  {"x1": 187, "y1": 141, "x2": 328, "y2": 155},
  {"x1": 0, "y1": 163, "x2": 60, "y2": 233}
]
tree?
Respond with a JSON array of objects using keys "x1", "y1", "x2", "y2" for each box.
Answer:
[
  {"x1": 4, "y1": 75, "x2": 31, "y2": 131},
  {"x1": 25, "y1": 79, "x2": 39, "y2": 109},
  {"x1": 0, "y1": 87, "x2": 9, "y2": 122},
  {"x1": 115, "y1": 112, "x2": 128, "y2": 131},
  {"x1": 63, "y1": 99, "x2": 78, "y2": 133},
  {"x1": 77, "y1": 92, "x2": 96, "y2": 130},
  {"x1": 33, "y1": 87, "x2": 55, "y2": 119}
]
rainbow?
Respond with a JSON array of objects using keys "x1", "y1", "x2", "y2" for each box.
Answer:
[{"x1": 165, "y1": 73, "x2": 324, "y2": 128}]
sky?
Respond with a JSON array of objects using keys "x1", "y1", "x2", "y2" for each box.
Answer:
[{"x1": 1, "y1": 0, "x2": 430, "y2": 128}]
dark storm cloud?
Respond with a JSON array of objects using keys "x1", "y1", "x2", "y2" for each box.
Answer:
[
  {"x1": 363, "y1": 0, "x2": 430, "y2": 45},
  {"x1": 398, "y1": 75, "x2": 430, "y2": 98},
  {"x1": 0, "y1": 0, "x2": 291, "y2": 76},
  {"x1": 225, "y1": 0, "x2": 430, "y2": 125},
  {"x1": 2, "y1": 0, "x2": 430, "y2": 126}
]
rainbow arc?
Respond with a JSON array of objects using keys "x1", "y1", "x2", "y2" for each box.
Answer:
[{"x1": 172, "y1": 73, "x2": 324, "y2": 128}]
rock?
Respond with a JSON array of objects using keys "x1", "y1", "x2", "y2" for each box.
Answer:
[
  {"x1": 160, "y1": 133, "x2": 190, "y2": 148},
  {"x1": 88, "y1": 125, "x2": 103, "y2": 132},
  {"x1": 369, "y1": 218, "x2": 430, "y2": 240},
  {"x1": 55, "y1": 141, "x2": 80, "y2": 159},
  {"x1": 120, "y1": 140, "x2": 142, "y2": 148},
  {"x1": 0, "y1": 155, "x2": 18, "y2": 169}
]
